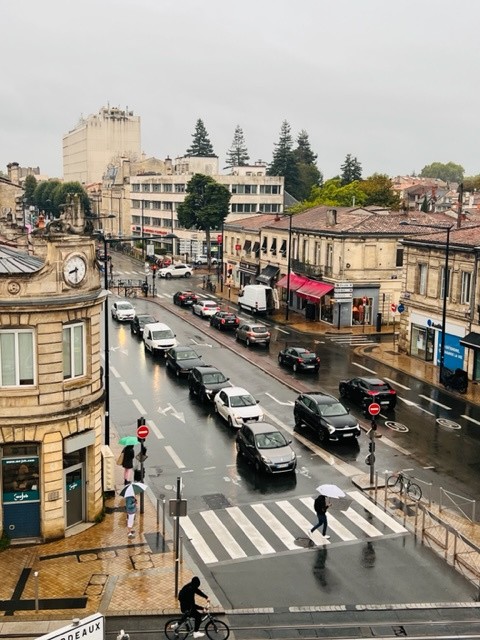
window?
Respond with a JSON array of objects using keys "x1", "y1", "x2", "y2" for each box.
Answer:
[
  {"x1": 132, "y1": 184, "x2": 140, "y2": 192},
  {"x1": 261, "y1": 238, "x2": 267, "y2": 253},
  {"x1": 162, "y1": 202, "x2": 173, "y2": 210},
  {"x1": 280, "y1": 239, "x2": 287, "y2": 256},
  {"x1": 260, "y1": 185, "x2": 281, "y2": 194},
  {"x1": 141, "y1": 184, "x2": 150, "y2": 192},
  {"x1": 0, "y1": 330, "x2": 35, "y2": 386},
  {"x1": 396, "y1": 247, "x2": 404, "y2": 267},
  {"x1": 63, "y1": 323, "x2": 85, "y2": 380},
  {"x1": 326, "y1": 244, "x2": 333, "y2": 268},
  {"x1": 461, "y1": 271, "x2": 472, "y2": 304},
  {"x1": 174, "y1": 184, "x2": 185, "y2": 193},
  {"x1": 152, "y1": 184, "x2": 161, "y2": 192},
  {"x1": 418, "y1": 264, "x2": 428, "y2": 296},
  {"x1": 439, "y1": 266, "x2": 452, "y2": 300},
  {"x1": 258, "y1": 204, "x2": 280, "y2": 213},
  {"x1": 132, "y1": 200, "x2": 140, "y2": 209},
  {"x1": 153, "y1": 201, "x2": 161, "y2": 209},
  {"x1": 231, "y1": 185, "x2": 257, "y2": 195},
  {"x1": 243, "y1": 240, "x2": 252, "y2": 252},
  {"x1": 231, "y1": 203, "x2": 257, "y2": 213},
  {"x1": 163, "y1": 183, "x2": 173, "y2": 192},
  {"x1": 270, "y1": 238, "x2": 277, "y2": 254}
]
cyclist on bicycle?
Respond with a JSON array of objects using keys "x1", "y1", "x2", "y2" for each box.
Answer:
[{"x1": 176, "y1": 576, "x2": 210, "y2": 638}]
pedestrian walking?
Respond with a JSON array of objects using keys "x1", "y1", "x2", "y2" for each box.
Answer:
[
  {"x1": 125, "y1": 495, "x2": 137, "y2": 537},
  {"x1": 122, "y1": 444, "x2": 135, "y2": 484},
  {"x1": 310, "y1": 492, "x2": 331, "y2": 539}
]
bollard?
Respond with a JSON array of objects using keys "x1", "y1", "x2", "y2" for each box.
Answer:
[
  {"x1": 162, "y1": 498, "x2": 166, "y2": 552},
  {"x1": 34, "y1": 571, "x2": 39, "y2": 612},
  {"x1": 180, "y1": 535, "x2": 183, "y2": 564}
]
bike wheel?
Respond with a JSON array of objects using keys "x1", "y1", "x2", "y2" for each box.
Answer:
[
  {"x1": 205, "y1": 618, "x2": 230, "y2": 640},
  {"x1": 407, "y1": 482, "x2": 422, "y2": 501},
  {"x1": 165, "y1": 619, "x2": 188, "y2": 639},
  {"x1": 386, "y1": 475, "x2": 401, "y2": 493}
]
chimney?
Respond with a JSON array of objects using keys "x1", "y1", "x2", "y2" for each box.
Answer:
[
  {"x1": 165, "y1": 156, "x2": 173, "y2": 174},
  {"x1": 457, "y1": 183, "x2": 463, "y2": 228},
  {"x1": 7, "y1": 162, "x2": 20, "y2": 185},
  {"x1": 326, "y1": 208, "x2": 337, "y2": 226}
]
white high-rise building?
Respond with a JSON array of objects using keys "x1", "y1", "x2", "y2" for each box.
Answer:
[{"x1": 63, "y1": 106, "x2": 141, "y2": 184}]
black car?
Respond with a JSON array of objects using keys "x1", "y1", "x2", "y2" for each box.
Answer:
[
  {"x1": 173, "y1": 290, "x2": 198, "y2": 307},
  {"x1": 130, "y1": 314, "x2": 157, "y2": 336},
  {"x1": 210, "y1": 311, "x2": 240, "y2": 331},
  {"x1": 165, "y1": 346, "x2": 205, "y2": 377},
  {"x1": 188, "y1": 366, "x2": 230, "y2": 402},
  {"x1": 294, "y1": 393, "x2": 361, "y2": 443},
  {"x1": 339, "y1": 376, "x2": 397, "y2": 410},
  {"x1": 236, "y1": 422, "x2": 297, "y2": 474},
  {"x1": 278, "y1": 347, "x2": 320, "y2": 373}
]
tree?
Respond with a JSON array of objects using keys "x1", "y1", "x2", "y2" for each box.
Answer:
[
  {"x1": 225, "y1": 125, "x2": 250, "y2": 168},
  {"x1": 293, "y1": 129, "x2": 317, "y2": 165},
  {"x1": 290, "y1": 178, "x2": 366, "y2": 212},
  {"x1": 23, "y1": 175, "x2": 37, "y2": 205},
  {"x1": 293, "y1": 130, "x2": 322, "y2": 200},
  {"x1": 361, "y1": 174, "x2": 401, "y2": 209},
  {"x1": 186, "y1": 119, "x2": 215, "y2": 156},
  {"x1": 340, "y1": 154, "x2": 362, "y2": 185},
  {"x1": 51, "y1": 182, "x2": 91, "y2": 218},
  {"x1": 463, "y1": 175, "x2": 480, "y2": 191},
  {"x1": 420, "y1": 161, "x2": 464, "y2": 184},
  {"x1": 33, "y1": 180, "x2": 61, "y2": 216},
  {"x1": 420, "y1": 195, "x2": 429, "y2": 212},
  {"x1": 267, "y1": 120, "x2": 301, "y2": 199},
  {"x1": 177, "y1": 174, "x2": 231, "y2": 267}
]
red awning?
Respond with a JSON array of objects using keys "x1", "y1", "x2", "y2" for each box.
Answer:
[
  {"x1": 296, "y1": 280, "x2": 334, "y2": 301},
  {"x1": 276, "y1": 272, "x2": 309, "y2": 290}
]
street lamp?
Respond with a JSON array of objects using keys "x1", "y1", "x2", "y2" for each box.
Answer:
[{"x1": 400, "y1": 220, "x2": 453, "y2": 382}]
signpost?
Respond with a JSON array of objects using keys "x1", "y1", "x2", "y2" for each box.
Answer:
[
  {"x1": 366, "y1": 403, "x2": 382, "y2": 485},
  {"x1": 137, "y1": 418, "x2": 149, "y2": 513}
]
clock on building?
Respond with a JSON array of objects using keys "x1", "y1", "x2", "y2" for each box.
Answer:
[{"x1": 63, "y1": 254, "x2": 87, "y2": 286}]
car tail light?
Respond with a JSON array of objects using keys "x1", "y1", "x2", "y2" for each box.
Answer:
[
  {"x1": 297, "y1": 358, "x2": 304, "y2": 363},
  {"x1": 316, "y1": 357, "x2": 320, "y2": 363},
  {"x1": 221, "y1": 319, "x2": 225, "y2": 324},
  {"x1": 247, "y1": 331, "x2": 254, "y2": 337},
  {"x1": 367, "y1": 390, "x2": 378, "y2": 396},
  {"x1": 389, "y1": 389, "x2": 396, "y2": 395}
]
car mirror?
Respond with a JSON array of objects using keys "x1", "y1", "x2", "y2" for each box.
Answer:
[
  {"x1": 287, "y1": 439, "x2": 292, "y2": 445},
  {"x1": 256, "y1": 399, "x2": 260, "y2": 404}
]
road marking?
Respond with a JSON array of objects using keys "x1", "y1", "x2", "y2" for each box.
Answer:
[
  {"x1": 181, "y1": 517, "x2": 218, "y2": 564},
  {"x1": 120, "y1": 381, "x2": 132, "y2": 395},
  {"x1": 348, "y1": 490, "x2": 407, "y2": 533},
  {"x1": 147, "y1": 419, "x2": 163, "y2": 439},
  {"x1": 384, "y1": 377, "x2": 410, "y2": 391},
  {"x1": 419, "y1": 395, "x2": 451, "y2": 410},
  {"x1": 461, "y1": 414, "x2": 480, "y2": 425},
  {"x1": 342, "y1": 507, "x2": 383, "y2": 537},
  {"x1": 274, "y1": 326, "x2": 290, "y2": 335},
  {"x1": 225, "y1": 507, "x2": 275, "y2": 554},
  {"x1": 201, "y1": 511, "x2": 247, "y2": 559},
  {"x1": 276, "y1": 500, "x2": 327, "y2": 545},
  {"x1": 164, "y1": 445, "x2": 185, "y2": 468},
  {"x1": 300, "y1": 497, "x2": 355, "y2": 541},
  {"x1": 353, "y1": 363, "x2": 377, "y2": 374},
  {"x1": 110, "y1": 366, "x2": 120, "y2": 378},
  {"x1": 132, "y1": 398, "x2": 146, "y2": 415},
  {"x1": 398, "y1": 397, "x2": 435, "y2": 415},
  {"x1": 264, "y1": 392, "x2": 294, "y2": 406},
  {"x1": 251, "y1": 503, "x2": 298, "y2": 550},
  {"x1": 158, "y1": 403, "x2": 186, "y2": 423}
]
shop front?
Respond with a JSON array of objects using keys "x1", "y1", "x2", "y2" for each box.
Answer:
[
  {"x1": 238, "y1": 260, "x2": 259, "y2": 288},
  {"x1": 63, "y1": 430, "x2": 95, "y2": 529},
  {"x1": 409, "y1": 312, "x2": 465, "y2": 370},
  {"x1": 276, "y1": 274, "x2": 334, "y2": 321},
  {"x1": 2, "y1": 446, "x2": 40, "y2": 539},
  {"x1": 460, "y1": 331, "x2": 480, "y2": 382}
]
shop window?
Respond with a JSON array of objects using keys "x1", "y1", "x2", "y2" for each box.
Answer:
[{"x1": 2, "y1": 454, "x2": 40, "y2": 502}]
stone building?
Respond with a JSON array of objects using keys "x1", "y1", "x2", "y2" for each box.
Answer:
[{"x1": 0, "y1": 196, "x2": 105, "y2": 541}]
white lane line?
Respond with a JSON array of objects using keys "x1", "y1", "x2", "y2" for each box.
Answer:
[
  {"x1": 147, "y1": 419, "x2": 163, "y2": 439},
  {"x1": 384, "y1": 377, "x2": 411, "y2": 391},
  {"x1": 110, "y1": 366, "x2": 121, "y2": 378},
  {"x1": 419, "y1": 395, "x2": 451, "y2": 410},
  {"x1": 164, "y1": 445, "x2": 185, "y2": 468},
  {"x1": 225, "y1": 507, "x2": 275, "y2": 555},
  {"x1": 264, "y1": 392, "x2": 294, "y2": 406},
  {"x1": 132, "y1": 399, "x2": 146, "y2": 414},
  {"x1": 276, "y1": 500, "x2": 328, "y2": 546},
  {"x1": 461, "y1": 415, "x2": 480, "y2": 425},
  {"x1": 353, "y1": 363, "x2": 377, "y2": 374},
  {"x1": 251, "y1": 503, "x2": 297, "y2": 550},
  {"x1": 275, "y1": 327, "x2": 290, "y2": 335},
  {"x1": 342, "y1": 507, "x2": 383, "y2": 537},
  {"x1": 180, "y1": 517, "x2": 218, "y2": 564},
  {"x1": 348, "y1": 490, "x2": 407, "y2": 534},
  {"x1": 120, "y1": 381, "x2": 132, "y2": 395},
  {"x1": 201, "y1": 511, "x2": 247, "y2": 559},
  {"x1": 300, "y1": 497, "x2": 355, "y2": 541}
]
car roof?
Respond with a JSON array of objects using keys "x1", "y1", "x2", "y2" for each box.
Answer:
[
  {"x1": 202, "y1": 300, "x2": 218, "y2": 306},
  {"x1": 243, "y1": 421, "x2": 280, "y2": 435},
  {"x1": 143, "y1": 322, "x2": 172, "y2": 330},
  {"x1": 137, "y1": 314, "x2": 156, "y2": 320},
  {"x1": 301, "y1": 392, "x2": 339, "y2": 403},
  {"x1": 244, "y1": 323, "x2": 267, "y2": 328},
  {"x1": 192, "y1": 365, "x2": 218, "y2": 374},
  {"x1": 176, "y1": 290, "x2": 195, "y2": 294},
  {"x1": 171, "y1": 345, "x2": 198, "y2": 353},
  {"x1": 117, "y1": 301, "x2": 134, "y2": 307}
]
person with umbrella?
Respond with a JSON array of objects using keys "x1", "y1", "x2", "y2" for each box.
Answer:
[
  {"x1": 119, "y1": 436, "x2": 139, "y2": 485},
  {"x1": 119, "y1": 482, "x2": 147, "y2": 538},
  {"x1": 310, "y1": 484, "x2": 346, "y2": 540}
]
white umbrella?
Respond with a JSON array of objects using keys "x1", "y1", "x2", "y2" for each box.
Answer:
[
  {"x1": 316, "y1": 484, "x2": 346, "y2": 499},
  {"x1": 119, "y1": 482, "x2": 147, "y2": 498}
]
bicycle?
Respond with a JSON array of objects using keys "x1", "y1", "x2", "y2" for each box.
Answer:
[
  {"x1": 125, "y1": 287, "x2": 137, "y2": 298},
  {"x1": 165, "y1": 604, "x2": 230, "y2": 640},
  {"x1": 386, "y1": 471, "x2": 422, "y2": 501}
]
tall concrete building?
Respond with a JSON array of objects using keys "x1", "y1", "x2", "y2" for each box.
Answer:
[{"x1": 63, "y1": 106, "x2": 141, "y2": 184}]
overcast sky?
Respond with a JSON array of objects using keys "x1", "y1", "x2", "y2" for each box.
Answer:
[{"x1": 2, "y1": 0, "x2": 480, "y2": 181}]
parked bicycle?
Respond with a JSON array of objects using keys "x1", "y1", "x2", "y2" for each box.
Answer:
[
  {"x1": 125, "y1": 287, "x2": 137, "y2": 298},
  {"x1": 165, "y1": 604, "x2": 229, "y2": 640},
  {"x1": 386, "y1": 471, "x2": 422, "y2": 501}
]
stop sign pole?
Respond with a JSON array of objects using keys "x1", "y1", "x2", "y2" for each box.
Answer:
[
  {"x1": 137, "y1": 417, "x2": 149, "y2": 513},
  {"x1": 367, "y1": 403, "x2": 381, "y2": 485}
]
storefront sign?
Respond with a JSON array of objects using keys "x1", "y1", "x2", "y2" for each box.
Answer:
[
  {"x1": 437, "y1": 333, "x2": 465, "y2": 369},
  {"x1": 239, "y1": 261, "x2": 258, "y2": 275}
]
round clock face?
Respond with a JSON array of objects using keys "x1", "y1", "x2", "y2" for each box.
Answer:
[{"x1": 64, "y1": 254, "x2": 87, "y2": 286}]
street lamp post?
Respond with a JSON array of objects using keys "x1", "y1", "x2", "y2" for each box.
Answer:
[{"x1": 141, "y1": 200, "x2": 145, "y2": 260}]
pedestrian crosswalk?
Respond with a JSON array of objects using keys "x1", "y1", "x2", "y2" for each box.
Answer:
[
  {"x1": 179, "y1": 490, "x2": 407, "y2": 566},
  {"x1": 327, "y1": 334, "x2": 376, "y2": 346}
]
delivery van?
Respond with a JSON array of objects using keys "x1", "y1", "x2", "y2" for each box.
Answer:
[
  {"x1": 237, "y1": 284, "x2": 277, "y2": 315},
  {"x1": 143, "y1": 322, "x2": 177, "y2": 356}
]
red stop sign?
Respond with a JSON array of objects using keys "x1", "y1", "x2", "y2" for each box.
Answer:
[
  {"x1": 137, "y1": 424, "x2": 149, "y2": 439},
  {"x1": 368, "y1": 402, "x2": 381, "y2": 416}
]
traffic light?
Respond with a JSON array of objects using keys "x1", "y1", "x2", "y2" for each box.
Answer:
[
  {"x1": 368, "y1": 441, "x2": 374, "y2": 453},
  {"x1": 370, "y1": 418, "x2": 377, "y2": 431},
  {"x1": 137, "y1": 416, "x2": 146, "y2": 428}
]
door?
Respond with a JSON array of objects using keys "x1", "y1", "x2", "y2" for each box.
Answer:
[{"x1": 65, "y1": 464, "x2": 84, "y2": 528}]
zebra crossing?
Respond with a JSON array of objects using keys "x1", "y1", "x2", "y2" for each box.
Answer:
[
  {"x1": 327, "y1": 334, "x2": 376, "y2": 346},
  {"x1": 179, "y1": 490, "x2": 407, "y2": 566}
]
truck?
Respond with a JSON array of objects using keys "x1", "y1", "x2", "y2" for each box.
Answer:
[{"x1": 237, "y1": 284, "x2": 278, "y2": 315}]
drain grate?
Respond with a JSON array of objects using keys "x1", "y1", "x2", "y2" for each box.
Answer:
[
  {"x1": 372, "y1": 626, "x2": 406, "y2": 637},
  {"x1": 203, "y1": 493, "x2": 232, "y2": 510}
]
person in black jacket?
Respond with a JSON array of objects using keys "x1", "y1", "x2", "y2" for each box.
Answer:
[
  {"x1": 310, "y1": 493, "x2": 331, "y2": 539},
  {"x1": 122, "y1": 445, "x2": 135, "y2": 484},
  {"x1": 176, "y1": 576, "x2": 209, "y2": 638}
]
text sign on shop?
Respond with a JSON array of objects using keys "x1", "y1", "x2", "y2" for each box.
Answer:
[{"x1": 37, "y1": 613, "x2": 104, "y2": 640}]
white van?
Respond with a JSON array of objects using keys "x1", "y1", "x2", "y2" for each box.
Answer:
[
  {"x1": 237, "y1": 284, "x2": 277, "y2": 315},
  {"x1": 143, "y1": 322, "x2": 177, "y2": 356}
]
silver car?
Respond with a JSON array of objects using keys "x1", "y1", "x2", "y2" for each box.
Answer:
[
  {"x1": 111, "y1": 301, "x2": 136, "y2": 322},
  {"x1": 235, "y1": 322, "x2": 271, "y2": 347}
]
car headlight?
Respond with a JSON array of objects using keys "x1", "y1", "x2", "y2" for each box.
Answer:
[
  {"x1": 261, "y1": 454, "x2": 272, "y2": 464},
  {"x1": 327, "y1": 424, "x2": 336, "y2": 434},
  {"x1": 205, "y1": 389, "x2": 214, "y2": 397}
]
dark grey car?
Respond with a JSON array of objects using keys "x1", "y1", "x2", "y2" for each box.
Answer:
[
  {"x1": 165, "y1": 346, "x2": 204, "y2": 377},
  {"x1": 294, "y1": 392, "x2": 361, "y2": 443},
  {"x1": 188, "y1": 366, "x2": 230, "y2": 402},
  {"x1": 236, "y1": 421, "x2": 297, "y2": 474}
]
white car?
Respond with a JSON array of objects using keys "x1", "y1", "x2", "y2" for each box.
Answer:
[
  {"x1": 214, "y1": 386, "x2": 264, "y2": 428},
  {"x1": 195, "y1": 255, "x2": 218, "y2": 265},
  {"x1": 111, "y1": 301, "x2": 136, "y2": 322},
  {"x1": 192, "y1": 300, "x2": 221, "y2": 318},
  {"x1": 158, "y1": 263, "x2": 192, "y2": 279}
]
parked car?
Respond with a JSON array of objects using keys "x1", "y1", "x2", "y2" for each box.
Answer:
[
  {"x1": 143, "y1": 322, "x2": 177, "y2": 356},
  {"x1": 130, "y1": 314, "x2": 157, "y2": 336},
  {"x1": 236, "y1": 422, "x2": 297, "y2": 474},
  {"x1": 339, "y1": 376, "x2": 397, "y2": 411},
  {"x1": 278, "y1": 347, "x2": 320, "y2": 373},
  {"x1": 165, "y1": 346, "x2": 204, "y2": 377},
  {"x1": 294, "y1": 393, "x2": 361, "y2": 443},
  {"x1": 188, "y1": 366, "x2": 230, "y2": 402},
  {"x1": 210, "y1": 311, "x2": 240, "y2": 331},
  {"x1": 214, "y1": 386, "x2": 263, "y2": 428},
  {"x1": 195, "y1": 255, "x2": 218, "y2": 265},
  {"x1": 235, "y1": 322, "x2": 270, "y2": 347},
  {"x1": 111, "y1": 301, "x2": 136, "y2": 322},
  {"x1": 158, "y1": 263, "x2": 192, "y2": 279},
  {"x1": 173, "y1": 290, "x2": 198, "y2": 307},
  {"x1": 192, "y1": 300, "x2": 221, "y2": 318}
]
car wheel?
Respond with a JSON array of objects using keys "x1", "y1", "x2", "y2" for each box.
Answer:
[
  {"x1": 201, "y1": 391, "x2": 209, "y2": 404},
  {"x1": 294, "y1": 413, "x2": 302, "y2": 428},
  {"x1": 339, "y1": 384, "x2": 347, "y2": 398},
  {"x1": 254, "y1": 460, "x2": 262, "y2": 474},
  {"x1": 166, "y1": 273, "x2": 172, "y2": 279},
  {"x1": 189, "y1": 386, "x2": 194, "y2": 396},
  {"x1": 235, "y1": 333, "x2": 240, "y2": 342},
  {"x1": 246, "y1": 338, "x2": 251, "y2": 347},
  {"x1": 227, "y1": 416, "x2": 234, "y2": 428},
  {"x1": 293, "y1": 363, "x2": 298, "y2": 373},
  {"x1": 317, "y1": 428, "x2": 326, "y2": 443},
  {"x1": 185, "y1": 272, "x2": 191, "y2": 278},
  {"x1": 236, "y1": 442, "x2": 243, "y2": 456},
  {"x1": 278, "y1": 354, "x2": 283, "y2": 365},
  {"x1": 175, "y1": 369, "x2": 180, "y2": 378}
]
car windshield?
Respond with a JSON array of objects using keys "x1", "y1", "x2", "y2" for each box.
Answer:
[
  {"x1": 203, "y1": 372, "x2": 227, "y2": 384},
  {"x1": 318, "y1": 402, "x2": 348, "y2": 417},
  {"x1": 152, "y1": 330, "x2": 174, "y2": 339},
  {"x1": 370, "y1": 383, "x2": 390, "y2": 392},
  {"x1": 140, "y1": 316, "x2": 155, "y2": 324},
  {"x1": 176, "y1": 350, "x2": 198, "y2": 360},
  {"x1": 251, "y1": 326, "x2": 267, "y2": 333},
  {"x1": 204, "y1": 302, "x2": 217, "y2": 308},
  {"x1": 230, "y1": 394, "x2": 256, "y2": 407},
  {"x1": 118, "y1": 303, "x2": 132, "y2": 310},
  {"x1": 255, "y1": 431, "x2": 287, "y2": 449}
]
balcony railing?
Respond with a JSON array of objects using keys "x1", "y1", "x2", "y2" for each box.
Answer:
[{"x1": 291, "y1": 259, "x2": 329, "y2": 279}]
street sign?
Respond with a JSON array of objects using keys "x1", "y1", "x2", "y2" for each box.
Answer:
[
  {"x1": 365, "y1": 454, "x2": 375, "y2": 466},
  {"x1": 37, "y1": 614, "x2": 104, "y2": 640},
  {"x1": 137, "y1": 424, "x2": 149, "y2": 439},
  {"x1": 217, "y1": 234, "x2": 223, "y2": 244},
  {"x1": 169, "y1": 498, "x2": 187, "y2": 517},
  {"x1": 398, "y1": 303, "x2": 405, "y2": 313},
  {"x1": 391, "y1": 303, "x2": 397, "y2": 312},
  {"x1": 368, "y1": 402, "x2": 381, "y2": 416}
]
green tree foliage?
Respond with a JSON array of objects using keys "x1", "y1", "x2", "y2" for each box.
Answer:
[
  {"x1": 177, "y1": 174, "x2": 231, "y2": 266},
  {"x1": 340, "y1": 154, "x2": 362, "y2": 185},
  {"x1": 420, "y1": 195, "x2": 429, "y2": 212},
  {"x1": 361, "y1": 174, "x2": 401, "y2": 209},
  {"x1": 294, "y1": 130, "x2": 317, "y2": 165},
  {"x1": 186, "y1": 119, "x2": 215, "y2": 156},
  {"x1": 51, "y1": 182, "x2": 91, "y2": 217},
  {"x1": 225, "y1": 125, "x2": 250, "y2": 168},
  {"x1": 463, "y1": 175, "x2": 480, "y2": 191},
  {"x1": 33, "y1": 180, "x2": 61, "y2": 215},
  {"x1": 267, "y1": 120, "x2": 301, "y2": 199},
  {"x1": 419, "y1": 161, "x2": 464, "y2": 183},
  {"x1": 23, "y1": 175, "x2": 37, "y2": 205},
  {"x1": 293, "y1": 130, "x2": 323, "y2": 201},
  {"x1": 290, "y1": 178, "x2": 366, "y2": 212}
]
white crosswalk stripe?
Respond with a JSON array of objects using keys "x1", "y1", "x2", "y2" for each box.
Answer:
[
  {"x1": 328, "y1": 335, "x2": 376, "y2": 345},
  {"x1": 180, "y1": 492, "x2": 408, "y2": 566}
]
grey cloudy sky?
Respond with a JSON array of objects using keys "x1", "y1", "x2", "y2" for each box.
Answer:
[{"x1": 2, "y1": 0, "x2": 480, "y2": 181}]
